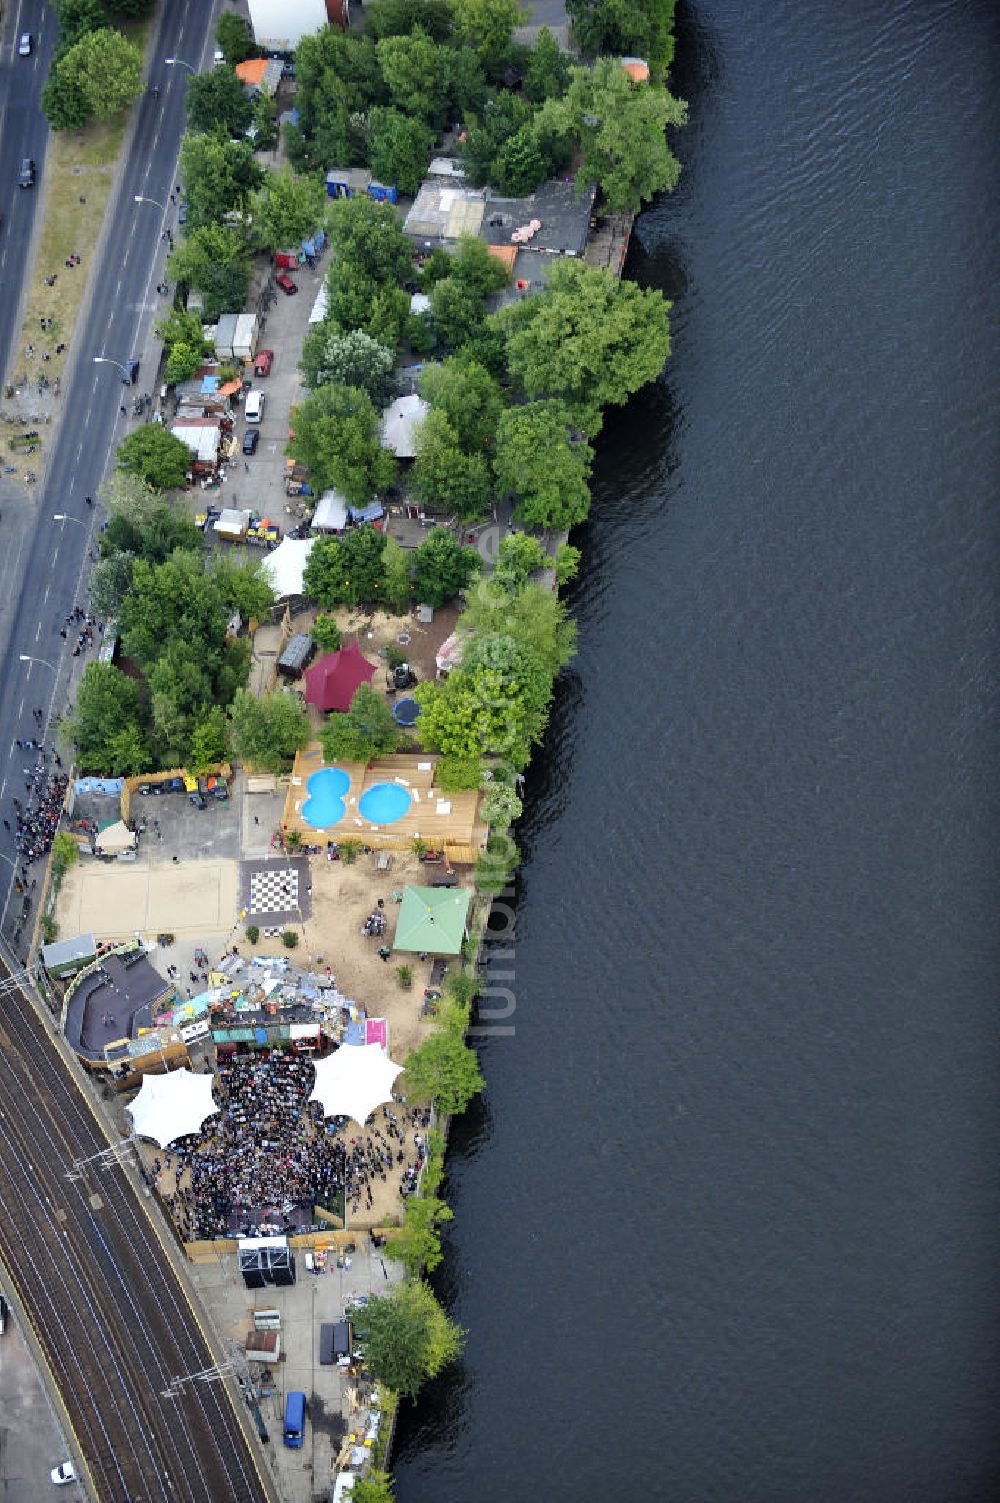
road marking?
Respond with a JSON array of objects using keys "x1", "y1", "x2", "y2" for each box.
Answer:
[
  {"x1": 0, "y1": 778, "x2": 5, "y2": 800},
  {"x1": 44, "y1": 584, "x2": 50, "y2": 602},
  {"x1": 35, "y1": 622, "x2": 42, "y2": 642}
]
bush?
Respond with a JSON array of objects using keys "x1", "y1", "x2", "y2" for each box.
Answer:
[
  {"x1": 52, "y1": 831, "x2": 80, "y2": 873},
  {"x1": 340, "y1": 838, "x2": 362, "y2": 864},
  {"x1": 281, "y1": 929, "x2": 299, "y2": 949},
  {"x1": 396, "y1": 964, "x2": 413, "y2": 989},
  {"x1": 41, "y1": 915, "x2": 59, "y2": 944},
  {"x1": 311, "y1": 614, "x2": 342, "y2": 653},
  {"x1": 245, "y1": 924, "x2": 260, "y2": 944}
]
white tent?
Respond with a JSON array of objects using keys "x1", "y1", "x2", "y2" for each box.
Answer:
[
  {"x1": 313, "y1": 490, "x2": 350, "y2": 532},
  {"x1": 309, "y1": 1044, "x2": 403, "y2": 1128},
  {"x1": 262, "y1": 535, "x2": 317, "y2": 598},
  {"x1": 94, "y1": 819, "x2": 137, "y2": 855},
  {"x1": 380, "y1": 394, "x2": 429, "y2": 458},
  {"x1": 126, "y1": 1068, "x2": 218, "y2": 1148}
]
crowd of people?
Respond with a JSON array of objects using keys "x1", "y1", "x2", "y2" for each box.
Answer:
[
  {"x1": 7, "y1": 742, "x2": 68, "y2": 865},
  {"x1": 158, "y1": 1047, "x2": 431, "y2": 1240}
]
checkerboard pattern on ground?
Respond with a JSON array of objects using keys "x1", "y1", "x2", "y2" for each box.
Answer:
[{"x1": 249, "y1": 867, "x2": 300, "y2": 914}]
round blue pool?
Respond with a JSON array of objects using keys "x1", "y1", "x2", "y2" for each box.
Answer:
[
  {"x1": 302, "y1": 766, "x2": 350, "y2": 829},
  {"x1": 359, "y1": 782, "x2": 412, "y2": 825}
]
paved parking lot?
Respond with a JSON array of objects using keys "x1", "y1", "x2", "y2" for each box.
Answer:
[{"x1": 135, "y1": 784, "x2": 242, "y2": 866}]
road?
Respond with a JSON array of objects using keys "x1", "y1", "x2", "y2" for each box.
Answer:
[
  {"x1": 0, "y1": 0, "x2": 217, "y2": 944},
  {"x1": 0, "y1": 1, "x2": 54, "y2": 379},
  {"x1": 0, "y1": 945, "x2": 273, "y2": 1503}
]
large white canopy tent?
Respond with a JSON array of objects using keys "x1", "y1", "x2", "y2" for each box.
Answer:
[
  {"x1": 262, "y1": 536, "x2": 317, "y2": 599},
  {"x1": 126, "y1": 1068, "x2": 218, "y2": 1148},
  {"x1": 309, "y1": 1044, "x2": 403, "y2": 1128}
]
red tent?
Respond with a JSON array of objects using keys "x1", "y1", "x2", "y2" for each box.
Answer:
[{"x1": 304, "y1": 643, "x2": 376, "y2": 713}]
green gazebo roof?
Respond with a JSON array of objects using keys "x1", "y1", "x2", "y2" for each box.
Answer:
[{"x1": 393, "y1": 885, "x2": 472, "y2": 955}]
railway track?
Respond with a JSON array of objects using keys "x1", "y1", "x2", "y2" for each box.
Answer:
[{"x1": 0, "y1": 954, "x2": 275, "y2": 1503}]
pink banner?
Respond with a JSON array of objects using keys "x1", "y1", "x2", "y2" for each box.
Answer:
[{"x1": 366, "y1": 1018, "x2": 387, "y2": 1049}]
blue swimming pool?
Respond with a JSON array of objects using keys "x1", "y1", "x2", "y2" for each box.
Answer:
[
  {"x1": 359, "y1": 782, "x2": 412, "y2": 825},
  {"x1": 302, "y1": 766, "x2": 350, "y2": 829}
]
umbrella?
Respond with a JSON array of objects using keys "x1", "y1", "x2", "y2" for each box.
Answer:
[
  {"x1": 310, "y1": 1043, "x2": 403, "y2": 1127},
  {"x1": 126, "y1": 1068, "x2": 218, "y2": 1148}
]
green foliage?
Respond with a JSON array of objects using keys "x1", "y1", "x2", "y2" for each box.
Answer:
[
  {"x1": 287, "y1": 385, "x2": 395, "y2": 506},
  {"x1": 395, "y1": 1193, "x2": 453, "y2": 1275},
  {"x1": 188, "y1": 706, "x2": 230, "y2": 771},
  {"x1": 311, "y1": 614, "x2": 342, "y2": 653},
  {"x1": 474, "y1": 831, "x2": 520, "y2": 893},
  {"x1": 396, "y1": 964, "x2": 413, "y2": 988},
  {"x1": 411, "y1": 412, "x2": 492, "y2": 523},
  {"x1": 366, "y1": 0, "x2": 455, "y2": 41},
  {"x1": 304, "y1": 529, "x2": 389, "y2": 609},
  {"x1": 415, "y1": 638, "x2": 547, "y2": 768},
  {"x1": 382, "y1": 536, "x2": 412, "y2": 613},
  {"x1": 116, "y1": 425, "x2": 192, "y2": 490},
  {"x1": 481, "y1": 782, "x2": 523, "y2": 828},
  {"x1": 215, "y1": 11, "x2": 256, "y2": 65},
  {"x1": 492, "y1": 125, "x2": 548, "y2": 196},
  {"x1": 434, "y1": 756, "x2": 482, "y2": 792},
  {"x1": 179, "y1": 133, "x2": 263, "y2": 233},
  {"x1": 53, "y1": 0, "x2": 107, "y2": 49},
  {"x1": 330, "y1": 195, "x2": 414, "y2": 292},
  {"x1": 167, "y1": 223, "x2": 250, "y2": 320},
  {"x1": 445, "y1": 969, "x2": 480, "y2": 1010},
  {"x1": 249, "y1": 91, "x2": 279, "y2": 152},
  {"x1": 538, "y1": 56, "x2": 687, "y2": 213},
  {"x1": 212, "y1": 556, "x2": 276, "y2": 624},
  {"x1": 492, "y1": 532, "x2": 547, "y2": 593},
  {"x1": 89, "y1": 552, "x2": 134, "y2": 617},
  {"x1": 429, "y1": 277, "x2": 487, "y2": 352},
  {"x1": 451, "y1": 235, "x2": 511, "y2": 300},
  {"x1": 287, "y1": 30, "x2": 383, "y2": 172},
  {"x1": 523, "y1": 26, "x2": 571, "y2": 103},
  {"x1": 41, "y1": 62, "x2": 88, "y2": 130},
  {"x1": 450, "y1": 0, "x2": 523, "y2": 68},
  {"x1": 52, "y1": 831, "x2": 80, "y2": 873},
  {"x1": 186, "y1": 65, "x2": 253, "y2": 138},
  {"x1": 420, "y1": 357, "x2": 504, "y2": 456},
  {"x1": 494, "y1": 401, "x2": 593, "y2": 529},
  {"x1": 402, "y1": 1031, "x2": 484, "y2": 1114},
  {"x1": 229, "y1": 688, "x2": 310, "y2": 773},
  {"x1": 497, "y1": 259, "x2": 671, "y2": 430},
  {"x1": 107, "y1": 0, "x2": 153, "y2": 13},
  {"x1": 412, "y1": 526, "x2": 482, "y2": 607},
  {"x1": 249, "y1": 167, "x2": 328, "y2": 253},
  {"x1": 376, "y1": 29, "x2": 451, "y2": 128},
  {"x1": 320, "y1": 683, "x2": 401, "y2": 765},
  {"x1": 458, "y1": 578, "x2": 577, "y2": 675},
  {"x1": 164, "y1": 343, "x2": 203, "y2": 384},
  {"x1": 554, "y1": 542, "x2": 582, "y2": 585},
  {"x1": 369, "y1": 107, "x2": 435, "y2": 197},
  {"x1": 41, "y1": 915, "x2": 59, "y2": 945},
  {"x1": 66, "y1": 663, "x2": 150, "y2": 775},
  {"x1": 98, "y1": 473, "x2": 203, "y2": 563},
  {"x1": 51, "y1": 29, "x2": 144, "y2": 124},
  {"x1": 300, "y1": 329, "x2": 396, "y2": 408},
  {"x1": 354, "y1": 1281, "x2": 464, "y2": 1400},
  {"x1": 282, "y1": 929, "x2": 300, "y2": 949},
  {"x1": 156, "y1": 307, "x2": 210, "y2": 359},
  {"x1": 459, "y1": 92, "x2": 533, "y2": 186},
  {"x1": 245, "y1": 924, "x2": 260, "y2": 944},
  {"x1": 339, "y1": 837, "x2": 363, "y2": 863},
  {"x1": 566, "y1": 0, "x2": 677, "y2": 71},
  {"x1": 353, "y1": 1473, "x2": 396, "y2": 1503}
]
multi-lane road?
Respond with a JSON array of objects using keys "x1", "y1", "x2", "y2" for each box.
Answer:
[{"x1": 0, "y1": 5, "x2": 276, "y2": 1499}]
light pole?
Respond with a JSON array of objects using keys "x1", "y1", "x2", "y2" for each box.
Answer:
[
  {"x1": 134, "y1": 193, "x2": 166, "y2": 212},
  {"x1": 164, "y1": 56, "x2": 196, "y2": 74},
  {"x1": 18, "y1": 653, "x2": 57, "y2": 674},
  {"x1": 93, "y1": 354, "x2": 130, "y2": 382}
]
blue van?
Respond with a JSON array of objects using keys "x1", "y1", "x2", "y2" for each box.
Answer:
[{"x1": 283, "y1": 1391, "x2": 306, "y2": 1449}]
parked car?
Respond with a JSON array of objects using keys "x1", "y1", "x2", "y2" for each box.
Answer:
[
  {"x1": 242, "y1": 428, "x2": 259, "y2": 455},
  {"x1": 189, "y1": 791, "x2": 207, "y2": 810},
  {"x1": 50, "y1": 1462, "x2": 77, "y2": 1486},
  {"x1": 18, "y1": 33, "x2": 33, "y2": 57},
  {"x1": 178, "y1": 201, "x2": 188, "y2": 225},
  {"x1": 253, "y1": 348, "x2": 274, "y2": 377},
  {"x1": 18, "y1": 157, "x2": 35, "y2": 189},
  {"x1": 122, "y1": 358, "x2": 140, "y2": 385},
  {"x1": 275, "y1": 273, "x2": 298, "y2": 295}
]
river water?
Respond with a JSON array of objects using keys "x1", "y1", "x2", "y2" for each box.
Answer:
[{"x1": 393, "y1": 2, "x2": 1000, "y2": 1499}]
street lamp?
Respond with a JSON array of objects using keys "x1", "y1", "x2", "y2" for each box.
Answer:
[
  {"x1": 93, "y1": 354, "x2": 130, "y2": 382},
  {"x1": 134, "y1": 193, "x2": 165, "y2": 211},
  {"x1": 164, "y1": 56, "x2": 196, "y2": 73},
  {"x1": 18, "y1": 654, "x2": 57, "y2": 673}
]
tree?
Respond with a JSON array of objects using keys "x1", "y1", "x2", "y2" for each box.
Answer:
[
  {"x1": 402, "y1": 1031, "x2": 484, "y2": 1114},
  {"x1": 89, "y1": 552, "x2": 134, "y2": 617},
  {"x1": 434, "y1": 756, "x2": 482, "y2": 792},
  {"x1": 414, "y1": 644, "x2": 547, "y2": 766},
  {"x1": 459, "y1": 93, "x2": 533, "y2": 186},
  {"x1": 167, "y1": 223, "x2": 250, "y2": 319},
  {"x1": 186, "y1": 65, "x2": 253, "y2": 137},
  {"x1": 566, "y1": 0, "x2": 677, "y2": 71},
  {"x1": 376, "y1": 29, "x2": 451, "y2": 128},
  {"x1": 493, "y1": 126, "x2": 548, "y2": 196},
  {"x1": 492, "y1": 532, "x2": 546, "y2": 593},
  {"x1": 368, "y1": 107, "x2": 435, "y2": 197},
  {"x1": 365, "y1": 0, "x2": 455, "y2": 42},
  {"x1": 420, "y1": 356, "x2": 503, "y2": 454},
  {"x1": 303, "y1": 528, "x2": 389, "y2": 609},
  {"x1": 156, "y1": 306, "x2": 211, "y2": 360},
  {"x1": 53, "y1": 0, "x2": 107, "y2": 49},
  {"x1": 179, "y1": 132, "x2": 263, "y2": 232},
  {"x1": 229, "y1": 688, "x2": 310, "y2": 773},
  {"x1": 354, "y1": 1281, "x2": 463, "y2": 1400},
  {"x1": 450, "y1": 0, "x2": 523, "y2": 68},
  {"x1": 116, "y1": 426, "x2": 192, "y2": 490},
  {"x1": 213, "y1": 556, "x2": 276, "y2": 623},
  {"x1": 41, "y1": 63, "x2": 88, "y2": 130},
  {"x1": 52, "y1": 830, "x2": 80, "y2": 873},
  {"x1": 118, "y1": 553, "x2": 227, "y2": 671},
  {"x1": 288, "y1": 386, "x2": 395, "y2": 506},
  {"x1": 523, "y1": 26, "x2": 571, "y2": 103},
  {"x1": 395, "y1": 1193, "x2": 453, "y2": 1275},
  {"x1": 189, "y1": 706, "x2": 230, "y2": 772},
  {"x1": 537, "y1": 57, "x2": 687, "y2": 213},
  {"x1": 411, "y1": 412, "x2": 492, "y2": 523},
  {"x1": 99, "y1": 475, "x2": 202, "y2": 562},
  {"x1": 412, "y1": 527, "x2": 482, "y2": 608},
  {"x1": 327, "y1": 195, "x2": 414, "y2": 290},
  {"x1": 55, "y1": 29, "x2": 144, "y2": 121},
  {"x1": 554, "y1": 541, "x2": 582, "y2": 584},
  {"x1": 497, "y1": 258, "x2": 671, "y2": 428},
  {"x1": 352, "y1": 1475, "x2": 396, "y2": 1503},
  {"x1": 429, "y1": 277, "x2": 487, "y2": 352},
  {"x1": 164, "y1": 343, "x2": 203, "y2": 384},
  {"x1": 382, "y1": 536, "x2": 412, "y2": 613},
  {"x1": 320, "y1": 684, "x2": 401, "y2": 764},
  {"x1": 458, "y1": 578, "x2": 577, "y2": 675},
  {"x1": 66, "y1": 663, "x2": 149, "y2": 775},
  {"x1": 450, "y1": 235, "x2": 511, "y2": 300},
  {"x1": 215, "y1": 11, "x2": 256, "y2": 65},
  {"x1": 286, "y1": 30, "x2": 383, "y2": 172},
  {"x1": 481, "y1": 782, "x2": 523, "y2": 827},
  {"x1": 311, "y1": 614, "x2": 342, "y2": 652},
  {"x1": 248, "y1": 167, "x2": 328, "y2": 252},
  {"x1": 493, "y1": 402, "x2": 593, "y2": 529},
  {"x1": 108, "y1": 0, "x2": 154, "y2": 14},
  {"x1": 300, "y1": 328, "x2": 396, "y2": 407}
]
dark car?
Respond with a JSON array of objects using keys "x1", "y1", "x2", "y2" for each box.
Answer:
[
  {"x1": 177, "y1": 201, "x2": 188, "y2": 225},
  {"x1": 122, "y1": 358, "x2": 140, "y2": 385},
  {"x1": 189, "y1": 791, "x2": 207, "y2": 810},
  {"x1": 275, "y1": 273, "x2": 298, "y2": 295},
  {"x1": 242, "y1": 428, "x2": 259, "y2": 455},
  {"x1": 18, "y1": 158, "x2": 35, "y2": 189}
]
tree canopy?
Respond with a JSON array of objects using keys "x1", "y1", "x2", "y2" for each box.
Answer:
[
  {"x1": 116, "y1": 426, "x2": 192, "y2": 490},
  {"x1": 412, "y1": 527, "x2": 482, "y2": 608},
  {"x1": 65, "y1": 664, "x2": 149, "y2": 775},
  {"x1": 229, "y1": 689, "x2": 310, "y2": 773},
  {"x1": 537, "y1": 56, "x2": 687, "y2": 213},
  {"x1": 411, "y1": 411, "x2": 492, "y2": 523},
  {"x1": 303, "y1": 528, "x2": 389, "y2": 610},
  {"x1": 401, "y1": 1030, "x2": 485, "y2": 1114},
  {"x1": 178, "y1": 133, "x2": 263, "y2": 233},
  {"x1": 186, "y1": 65, "x2": 254, "y2": 137},
  {"x1": 45, "y1": 27, "x2": 144, "y2": 128},
  {"x1": 523, "y1": 26, "x2": 571, "y2": 103},
  {"x1": 319, "y1": 684, "x2": 401, "y2": 764},
  {"x1": 167, "y1": 223, "x2": 250, "y2": 320},
  {"x1": 458, "y1": 578, "x2": 577, "y2": 676},
  {"x1": 492, "y1": 532, "x2": 547, "y2": 593},
  {"x1": 376, "y1": 29, "x2": 452, "y2": 128},
  {"x1": 566, "y1": 0, "x2": 677, "y2": 71},
  {"x1": 300, "y1": 328, "x2": 396, "y2": 408},
  {"x1": 352, "y1": 1281, "x2": 464, "y2": 1400},
  {"x1": 450, "y1": 0, "x2": 523, "y2": 69},
  {"x1": 248, "y1": 167, "x2": 328, "y2": 253},
  {"x1": 287, "y1": 385, "x2": 395, "y2": 506},
  {"x1": 215, "y1": 11, "x2": 257, "y2": 65},
  {"x1": 420, "y1": 356, "x2": 504, "y2": 454},
  {"x1": 493, "y1": 401, "x2": 593, "y2": 529},
  {"x1": 368, "y1": 107, "x2": 435, "y2": 197}
]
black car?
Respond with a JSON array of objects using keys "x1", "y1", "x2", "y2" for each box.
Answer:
[
  {"x1": 178, "y1": 201, "x2": 188, "y2": 225},
  {"x1": 18, "y1": 158, "x2": 35, "y2": 189},
  {"x1": 242, "y1": 428, "x2": 259, "y2": 455}
]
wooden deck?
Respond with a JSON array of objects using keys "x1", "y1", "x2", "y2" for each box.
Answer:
[{"x1": 282, "y1": 744, "x2": 487, "y2": 859}]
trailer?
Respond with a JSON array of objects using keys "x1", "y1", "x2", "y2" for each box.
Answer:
[{"x1": 233, "y1": 313, "x2": 259, "y2": 361}]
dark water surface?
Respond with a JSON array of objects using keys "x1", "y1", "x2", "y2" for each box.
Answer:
[{"x1": 393, "y1": 2, "x2": 1000, "y2": 1499}]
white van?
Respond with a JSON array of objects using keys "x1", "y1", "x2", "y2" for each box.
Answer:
[{"x1": 245, "y1": 390, "x2": 264, "y2": 424}]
